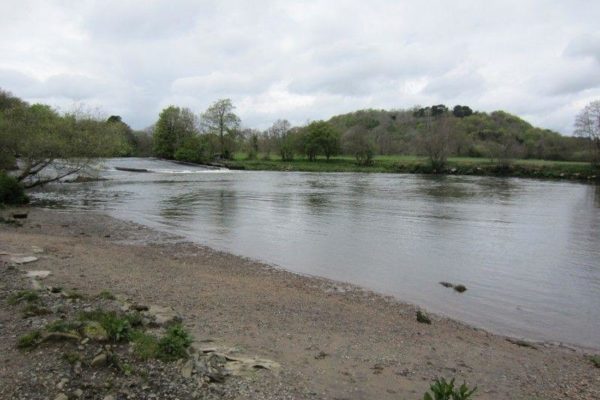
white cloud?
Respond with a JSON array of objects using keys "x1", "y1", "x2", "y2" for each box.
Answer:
[{"x1": 0, "y1": 0, "x2": 599, "y2": 133}]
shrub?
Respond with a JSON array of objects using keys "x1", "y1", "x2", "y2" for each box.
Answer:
[
  {"x1": 416, "y1": 310, "x2": 432, "y2": 324},
  {"x1": 131, "y1": 330, "x2": 160, "y2": 360},
  {"x1": 98, "y1": 290, "x2": 116, "y2": 300},
  {"x1": 17, "y1": 331, "x2": 42, "y2": 349},
  {"x1": 7, "y1": 290, "x2": 39, "y2": 305},
  {"x1": 157, "y1": 324, "x2": 193, "y2": 361},
  {"x1": 0, "y1": 172, "x2": 28, "y2": 205},
  {"x1": 423, "y1": 377, "x2": 477, "y2": 400},
  {"x1": 79, "y1": 310, "x2": 131, "y2": 342}
]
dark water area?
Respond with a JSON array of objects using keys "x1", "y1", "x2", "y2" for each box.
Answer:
[{"x1": 33, "y1": 158, "x2": 600, "y2": 349}]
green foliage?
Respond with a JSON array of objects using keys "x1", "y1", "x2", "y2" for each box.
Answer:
[
  {"x1": 17, "y1": 330, "x2": 42, "y2": 349},
  {"x1": 62, "y1": 351, "x2": 82, "y2": 365},
  {"x1": 79, "y1": 310, "x2": 131, "y2": 342},
  {"x1": 423, "y1": 378, "x2": 477, "y2": 400},
  {"x1": 7, "y1": 290, "x2": 39, "y2": 305},
  {"x1": 589, "y1": 355, "x2": 600, "y2": 368},
  {"x1": 131, "y1": 330, "x2": 160, "y2": 360},
  {"x1": 46, "y1": 320, "x2": 80, "y2": 333},
  {"x1": 157, "y1": 324, "x2": 193, "y2": 361},
  {"x1": 98, "y1": 290, "x2": 116, "y2": 300},
  {"x1": 303, "y1": 121, "x2": 341, "y2": 161},
  {"x1": 152, "y1": 106, "x2": 198, "y2": 159},
  {"x1": 416, "y1": 310, "x2": 431, "y2": 324},
  {"x1": 22, "y1": 303, "x2": 52, "y2": 317},
  {"x1": 174, "y1": 136, "x2": 210, "y2": 164},
  {"x1": 0, "y1": 172, "x2": 28, "y2": 205},
  {"x1": 201, "y1": 98, "x2": 241, "y2": 159}
]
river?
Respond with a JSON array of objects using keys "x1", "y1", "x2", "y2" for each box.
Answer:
[{"x1": 32, "y1": 158, "x2": 600, "y2": 349}]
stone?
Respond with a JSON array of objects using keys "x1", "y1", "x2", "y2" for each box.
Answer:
[
  {"x1": 31, "y1": 246, "x2": 44, "y2": 254},
  {"x1": 54, "y1": 394, "x2": 68, "y2": 400},
  {"x1": 83, "y1": 321, "x2": 108, "y2": 341},
  {"x1": 181, "y1": 359, "x2": 194, "y2": 378},
  {"x1": 91, "y1": 353, "x2": 108, "y2": 367},
  {"x1": 57, "y1": 378, "x2": 69, "y2": 389},
  {"x1": 11, "y1": 212, "x2": 28, "y2": 219},
  {"x1": 103, "y1": 396, "x2": 115, "y2": 400},
  {"x1": 416, "y1": 310, "x2": 432, "y2": 324},
  {"x1": 146, "y1": 305, "x2": 181, "y2": 326},
  {"x1": 453, "y1": 284, "x2": 467, "y2": 293},
  {"x1": 13, "y1": 257, "x2": 40, "y2": 265},
  {"x1": 73, "y1": 389, "x2": 84, "y2": 398}
]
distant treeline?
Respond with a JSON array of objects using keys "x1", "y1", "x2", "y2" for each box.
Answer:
[{"x1": 1, "y1": 87, "x2": 597, "y2": 176}]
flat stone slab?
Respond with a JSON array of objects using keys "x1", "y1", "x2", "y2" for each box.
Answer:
[
  {"x1": 11, "y1": 256, "x2": 39, "y2": 264},
  {"x1": 26, "y1": 270, "x2": 51, "y2": 278}
]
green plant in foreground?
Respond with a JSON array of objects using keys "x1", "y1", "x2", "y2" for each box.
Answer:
[
  {"x1": 423, "y1": 377, "x2": 477, "y2": 400},
  {"x1": 7, "y1": 290, "x2": 39, "y2": 305},
  {"x1": 79, "y1": 310, "x2": 131, "y2": 342},
  {"x1": 157, "y1": 324, "x2": 193, "y2": 361},
  {"x1": 416, "y1": 310, "x2": 432, "y2": 324},
  {"x1": 131, "y1": 330, "x2": 160, "y2": 360},
  {"x1": 98, "y1": 290, "x2": 116, "y2": 300},
  {"x1": 589, "y1": 355, "x2": 600, "y2": 368},
  {"x1": 22, "y1": 303, "x2": 51, "y2": 317},
  {"x1": 62, "y1": 351, "x2": 82, "y2": 365},
  {"x1": 17, "y1": 331, "x2": 41, "y2": 349},
  {"x1": 46, "y1": 320, "x2": 81, "y2": 333}
]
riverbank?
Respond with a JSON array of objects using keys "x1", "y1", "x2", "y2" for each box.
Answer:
[
  {"x1": 224, "y1": 155, "x2": 600, "y2": 182},
  {"x1": 1, "y1": 208, "x2": 599, "y2": 399}
]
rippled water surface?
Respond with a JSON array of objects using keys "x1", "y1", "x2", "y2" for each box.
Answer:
[{"x1": 34, "y1": 158, "x2": 600, "y2": 349}]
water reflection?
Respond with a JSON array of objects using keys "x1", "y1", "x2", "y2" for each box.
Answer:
[{"x1": 32, "y1": 158, "x2": 600, "y2": 349}]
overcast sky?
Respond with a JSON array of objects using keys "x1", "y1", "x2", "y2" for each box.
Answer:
[{"x1": 1, "y1": 0, "x2": 599, "y2": 133}]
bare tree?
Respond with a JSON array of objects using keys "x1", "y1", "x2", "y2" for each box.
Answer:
[
  {"x1": 575, "y1": 100, "x2": 600, "y2": 167},
  {"x1": 418, "y1": 112, "x2": 454, "y2": 171}
]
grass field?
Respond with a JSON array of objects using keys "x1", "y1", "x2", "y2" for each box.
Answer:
[{"x1": 225, "y1": 153, "x2": 599, "y2": 182}]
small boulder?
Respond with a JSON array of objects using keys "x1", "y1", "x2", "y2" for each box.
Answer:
[
  {"x1": 145, "y1": 305, "x2": 181, "y2": 327},
  {"x1": 54, "y1": 394, "x2": 68, "y2": 400},
  {"x1": 181, "y1": 359, "x2": 194, "y2": 378},
  {"x1": 91, "y1": 353, "x2": 108, "y2": 367},
  {"x1": 416, "y1": 310, "x2": 431, "y2": 324}
]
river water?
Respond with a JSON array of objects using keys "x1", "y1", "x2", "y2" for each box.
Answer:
[{"x1": 32, "y1": 158, "x2": 600, "y2": 349}]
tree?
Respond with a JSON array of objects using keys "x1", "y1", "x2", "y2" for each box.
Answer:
[
  {"x1": 201, "y1": 99, "x2": 241, "y2": 160},
  {"x1": 0, "y1": 100, "x2": 126, "y2": 188},
  {"x1": 268, "y1": 119, "x2": 294, "y2": 161},
  {"x1": 574, "y1": 100, "x2": 600, "y2": 167},
  {"x1": 303, "y1": 121, "x2": 340, "y2": 161},
  {"x1": 152, "y1": 106, "x2": 197, "y2": 159},
  {"x1": 418, "y1": 111, "x2": 454, "y2": 171},
  {"x1": 342, "y1": 127, "x2": 375, "y2": 165},
  {"x1": 452, "y1": 105, "x2": 473, "y2": 118}
]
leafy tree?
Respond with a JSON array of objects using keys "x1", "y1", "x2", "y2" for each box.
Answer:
[
  {"x1": 201, "y1": 99, "x2": 241, "y2": 160},
  {"x1": 574, "y1": 100, "x2": 600, "y2": 167},
  {"x1": 0, "y1": 99, "x2": 126, "y2": 188},
  {"x1": 152, "y1": 106, "x2": 197, "y2": 159},
  {"x1": 304, "y1": 121, "x2": 340, "y2": 161},
  {"x1": 452, "y1": 105, "x2": 473, "y2": 118},
  {"x1": 174, "y1": 136, "x2": 210, "y2": 164}
]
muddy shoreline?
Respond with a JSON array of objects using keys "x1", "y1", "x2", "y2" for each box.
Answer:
[{"x1": 1, "y1": 207, "x2": 599, "y2": 399}]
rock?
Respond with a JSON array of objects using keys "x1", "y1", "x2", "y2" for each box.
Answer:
[
  {"x1": 181, "y1": 359, "x2": 194, "y2": 378},
  {"x1": 73, "y1": 389, "x2": 84, "y2": 398},
  {"x1": 145, "y1": 305, "x2": 181, "y2": 326},
  {"x1": 31, "y1": 246, "x2": 44, "y2": 253},
  {"x1": 314, "y1": 351, "x2": 328, "y2": 360},
  {"x1": 439, "y1": 281, "x2": 454, "y2": 288},
  {"x1": 91, "y1": 353, "x2": 108, "y2": 367},
  {"x1": 57, "y1": 378, "x2": 69, "y2": 389},
  {"x1": 83, "y1": 321, "x2": 108, "y2": 341},
  {"x1": 103, "y1": 396, "x2": 115, "y2": 400},
  {"x1": 41, "y1": 332, "x2": 81, "y2": 343},
  {"x1": 453, "y1": 284, "x2": 467, "y2": 293},
  {"x1": 13, "y1": 257, "x2": 40, "y2": 265},
  {"x1": 11, "y1": 212, "x2": 28, "y2": 219},
  {"x1": 54, "y1": 394, "x2": 68, "y2": 400}
]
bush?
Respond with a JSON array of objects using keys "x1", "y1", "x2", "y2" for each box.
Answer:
[
  {"x1": 423, "y1": 377, "x2": 477, "y2": 400},
  {"x1": 157, "y1": 324, "x2": 193, "y2": 361},
  {"x1": 79, "y1": 310, "x2": 131, "y2": 342},
  {"x1": 0, "y1": 172, "x2": 28, "y2": 205},
  {"x1": 17, "y1": 331, "x2": 41, "y2": 349}
]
